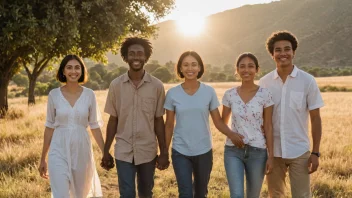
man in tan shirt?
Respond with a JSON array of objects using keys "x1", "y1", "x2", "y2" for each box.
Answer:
[{"x1": 102, "y1": 37, "x2": 169, "y2": 198}]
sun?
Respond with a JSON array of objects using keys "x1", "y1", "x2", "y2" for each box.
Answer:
[{"x1": 176, "y1": 13, "x2": 206, "y2": 36}]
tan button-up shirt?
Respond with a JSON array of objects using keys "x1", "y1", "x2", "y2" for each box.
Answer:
[{"x1": 104, "y1": 72, "x2": 165, "y2": 165}]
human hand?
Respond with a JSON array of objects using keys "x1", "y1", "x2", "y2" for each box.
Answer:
[
  {"x1": 308, "y1": 154, "x2": 319, "y2": 174},
  {"x1": 38, "y1": 160, "x2": 49, "y2": 179},
  {"x1": 265, "y1": 157, "x2": 274, "y2": 175},
  {"x1": 228, "y1": 132, "x2": 245, "y2": 148},
  {"x1": 156, "y1": 153, "x2": 170, "y2": 170},
  {"x1": 101, "y1": 152, "x2": 114, "y2": 171}
]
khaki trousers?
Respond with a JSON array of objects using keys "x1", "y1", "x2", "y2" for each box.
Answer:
[{"x1": 267, "y1": 151, "x2": 311, "y2": 198}]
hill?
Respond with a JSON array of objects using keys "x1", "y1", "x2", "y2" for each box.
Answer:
[{"x1": 108, "y1": 0, "x2": 352, "y2": 70}]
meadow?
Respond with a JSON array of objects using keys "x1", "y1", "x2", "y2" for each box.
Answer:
[{"x1": 1, "y1": 76, "x2": 352, "y2": 198}]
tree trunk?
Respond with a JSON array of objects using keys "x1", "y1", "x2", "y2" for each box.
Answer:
[
  {"x1": 28, "y1": 75, "x2": 37, "y2": 105},
  {"x1": 0, "y1": 77, "x2": 10, "y2": 118}
]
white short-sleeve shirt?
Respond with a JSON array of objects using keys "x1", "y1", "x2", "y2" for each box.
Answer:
[{"x1": 259, "y1": 66, "x2": 324, "y2": 159}]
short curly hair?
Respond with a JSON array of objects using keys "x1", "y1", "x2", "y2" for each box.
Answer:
[
  {"x1": 56, "y1": 55, "x2": 88, "y2": 83},
  {"x1": 176, "y1": 51, "x2": 205, "y2": 79},
  {"x1": 266, "y1": 31, "x2": 298, "y2": 55},
  {"x1": 120, "y1": 37, "x2": 153, "y2": 62}
]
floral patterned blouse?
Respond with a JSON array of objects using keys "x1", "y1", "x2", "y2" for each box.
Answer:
[{"x1": 222, "y1": 87, "x2": 274, "y2": 148}]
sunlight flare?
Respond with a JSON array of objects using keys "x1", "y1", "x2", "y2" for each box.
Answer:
[{"x1": 176, "y1": 13, "x2": 206, "y2": 36}]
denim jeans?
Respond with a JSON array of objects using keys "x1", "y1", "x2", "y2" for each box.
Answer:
[
  {"x1": 224, "y1": 145, "x2": 267, "y2": 198},
  {"x1": 115, "y1": 158, "x2": 156, "y2": 198},
  {"x1": 172, "y1": 149, "x2": 213, "y2": 198}
]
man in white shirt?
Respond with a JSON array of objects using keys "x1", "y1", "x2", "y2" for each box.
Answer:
[{"x1": 259, "y1": 31, "x2": 324, "y2": 198}]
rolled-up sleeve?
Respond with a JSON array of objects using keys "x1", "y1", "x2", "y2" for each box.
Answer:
[
  {"x1": 45, "y1": 93, "x2": 55, "y2": 129},
  {"x1": 89, "y1": 91, "x2": 104, "y2": 129}
]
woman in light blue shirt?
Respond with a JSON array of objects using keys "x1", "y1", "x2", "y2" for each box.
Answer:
[{"x1": 164, "y1": 51, "x2": 244, "y2": 198}]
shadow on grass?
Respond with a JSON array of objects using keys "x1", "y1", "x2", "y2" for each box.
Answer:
[
  {"x1": 0, "y1": 152, "x2": 39, "y2": 178},
  {"x1": 312, "y1": 182, "x2": 351, "y2": 197}
]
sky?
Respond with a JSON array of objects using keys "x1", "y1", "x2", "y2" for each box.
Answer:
[{"x1": 160, "y1": 0, "x2": 279, "y2": 22}]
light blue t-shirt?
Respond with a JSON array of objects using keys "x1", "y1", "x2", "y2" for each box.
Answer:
[{"x1": 164, "y1": 83, "x2": 220, "y2": 156}]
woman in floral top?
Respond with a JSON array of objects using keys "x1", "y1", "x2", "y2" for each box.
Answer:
[{"x1": 221, "y1": 52, "x2": 274, "y2": 198}]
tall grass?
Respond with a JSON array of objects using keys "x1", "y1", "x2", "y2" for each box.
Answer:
[{"x1": 1, "y1": 78, "x2": 352, "y2": 197}]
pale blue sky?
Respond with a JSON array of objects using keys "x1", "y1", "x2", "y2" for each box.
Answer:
[{"x1": 161, "y1": 0, "x2": 279, "y2": 21}]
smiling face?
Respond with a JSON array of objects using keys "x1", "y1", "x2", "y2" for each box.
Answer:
[
  {"x1": 127, "y1": 44, "x2": 146, "y2": 72},
  {"x1": 63, "y1": 59, "x2": 82, "y2": 83},
  {"x1": 180, "y1": 55, "x2": 201, "y2": 80},
  {"x1": 237, "y1": 56, "x2": 258, "y2": 82},
  {"x1": 272, "y1": 40, "x2": 295, "y2": 69}
]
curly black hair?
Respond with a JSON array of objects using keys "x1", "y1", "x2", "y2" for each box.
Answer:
[
  {"x1": 120, "y1": 37, "x2": 153, "y2": 62},
  {"x1": 266, "y1": 31, "x2": 298, "y2": 55}
]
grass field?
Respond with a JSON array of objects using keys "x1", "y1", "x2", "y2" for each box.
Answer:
[{"x1": 1, "y1": 76, "x2": 352, "y2": 197}]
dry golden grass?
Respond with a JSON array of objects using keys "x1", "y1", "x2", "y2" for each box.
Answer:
[{"x1": 1, "y1": 77, "x2": 352, "y2": 197}]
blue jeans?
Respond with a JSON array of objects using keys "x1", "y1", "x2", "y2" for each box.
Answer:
[
  {"x1": 115, "y1": 158, "x2": 156, "y2": 198},
  {"x1": 172, "y1": 149, "x2": 213, "y2": 198},
  {"x1": 224, "y1": 145, "x2": 267, "y2": 198}
]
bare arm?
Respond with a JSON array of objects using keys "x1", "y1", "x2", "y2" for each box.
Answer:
[
  {"x1": 308, "y1": 108, "x2": 322, "y2": 174},
  {"x1": 155, "y1": 116, "x2": 170, "y2": 170},
  {"x1": 40, "y1": 127, "x2": 55, "y2": 162},
  {"x1": 221, "y1": 105, "x2": 231, "y2": 124},
  {"x1": 310, "y1": 108, "x2": 322, "y2": 153},
  {"x1": 154, "y1": 116, "x2": 168, "y2": 155},
  {"x1": 211, "y1": 108, "x2": 244, "y2": 147},
  {"x1": 263, "y1": 106, "x2": 274, "y2": 158},
  {"x1": 91, "y1": 128, "x2": 105, "y2": 153},
  {"x1": 165, "y1": 109, "x2": 175, "y2": 150},
  {"x1": 104, "y1": 115, "x2": 118, "y2": 154},
  {"x1": 38, "y1": 127, "x2": 54, "y2": 179},
  {"x1": 101, "y1": 115, "x2": 118, "y2": 170},
  {"x1": 263, "y1": 105, "x2": 274, "y2": 174}
]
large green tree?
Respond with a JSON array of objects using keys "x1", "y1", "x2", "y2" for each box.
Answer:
[{"x1": 0, "y1": 0, "x2": 174, "y2": 116}]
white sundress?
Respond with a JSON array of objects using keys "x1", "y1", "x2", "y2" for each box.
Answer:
[{"x1": 45, "y1": 86, "x2": 103, "y2": 198}]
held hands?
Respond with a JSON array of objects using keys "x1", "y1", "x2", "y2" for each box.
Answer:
[
  {"x1": 38, "y1": 160, "x2": 49, "y2": 179},
  {"x1": 308, "y1": 154, "x2": 319, "y2": 174},
  {"x1": 101, "y1": 152, "x2": 115, "y2": 171},
  {"x1": 156, "y1": 153, "x2": 170, "y2": 170},
  {"x1": 228, "y1": 132, "x2": 245, "y2": 148}
]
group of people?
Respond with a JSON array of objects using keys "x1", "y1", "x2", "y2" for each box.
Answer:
[{"x1": 38, "y1": 30, "x2": 324, "y2": 198}]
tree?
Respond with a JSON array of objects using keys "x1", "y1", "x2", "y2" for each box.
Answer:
[
  {"x1": 0, "y1": 0, "x2": 174, "y2": 117},
  {"x1": 151, "y1": 66, "x2": 172, "y2": 83},
  {"x1": 90, "y1": 64, "x2": 107, "y2": 79},
  {"x1": 223, "y1": 64, "x2": 234, "y2": 74},
  {"x1": 145, "y1": 60, "x2": 161, "y2": 73},
  {"x1": 12, "y1": 74, "x2": 29, "y2": 87},
  {"x1": 218, "y1": 73, "x2": 227, "y2": 82}
]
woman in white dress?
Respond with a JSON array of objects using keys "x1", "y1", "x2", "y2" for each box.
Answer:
[{"x1": 38, "y1": 55, "x2": 105, "y2": 198}]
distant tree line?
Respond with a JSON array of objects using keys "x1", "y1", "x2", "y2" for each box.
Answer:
[
  {"x1": 300, "y1": 66, "x2": 352, "y2": 77},
  {"x1": 10, "y1": 61, "x2": 352, "y2": 97}
]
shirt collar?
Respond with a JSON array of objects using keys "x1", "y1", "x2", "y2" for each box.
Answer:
[
  {"x1": 273, "y1": 65, "x2": 299, "y2": 79},
  {"x1": 290, "y1": 65, "x2": 299, "y2": 78},
  {"x1": 122, "y1": 70, "x2": 152, "y2": 83}
]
